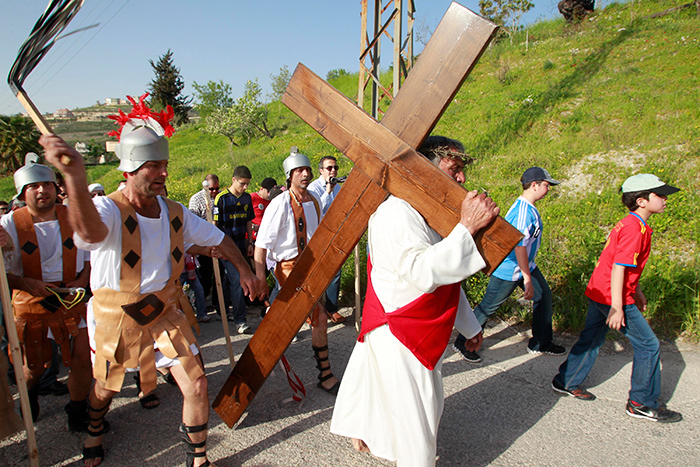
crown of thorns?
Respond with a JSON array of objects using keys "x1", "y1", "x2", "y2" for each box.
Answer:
[{"x1": 432, "y1": 146, "x2": 475, "y2": 165}]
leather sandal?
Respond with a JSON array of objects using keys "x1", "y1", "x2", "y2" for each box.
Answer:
[
  {"x1": 82, "y1": 400, "x2": 110, "y2": 465},
  {"x1": 312, "y1": 345, "x2": 340, "y2": 395},
  {"x1": 180, "y1": 422, "x2": 211, "y2": 467},
  {"x1": 325, "y1": 309, "x2": 346, "y2": 324},
  {"x1": 134, "y1": 372, "x2": 160, "y2": 409}
]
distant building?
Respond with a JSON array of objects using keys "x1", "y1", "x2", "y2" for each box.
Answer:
[
  {"x1": 105, "y1": 97, "x2": 128, "y2": 105},
  {"x1": 53, "y1": 108, "x2": 75, "y2": 119}
]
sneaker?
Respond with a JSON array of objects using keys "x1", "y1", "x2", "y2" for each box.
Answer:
[
  {"x1": 528, "y1": 342, "x2": 566, "y2": 356},
  {"x1": 626, "y1": 400, "x2": 682, "y2": 423},
  {"x1": 551, "y1": 378, "x2": 596, "y2": 401},
  {"x1": 237, "y1": 323, "x2": 253, "y2": 335},
  {"x1": 197, "y1": 314, "x2": 212, "y2": 323},
  {"x1": 452, "y1": 343, "x2": 481, "y2": 363}
]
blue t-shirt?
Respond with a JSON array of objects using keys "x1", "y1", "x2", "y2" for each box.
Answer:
[{"x1": 492, "y1": 196, "x2": 542, "y2": 282}]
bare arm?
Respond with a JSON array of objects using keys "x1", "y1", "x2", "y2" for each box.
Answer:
[
  {"x1": 7, "y1": 274, "x2": 53, "y2": 297},
  {"x1": 606, "y1": 264, "x2": 626, "y2": 330},
  {"x1": 40, "y1": 134, "x2": 108, "y2": 244},
  {"x1": 66, "y1": 261, "x2": 91, "y2": 289},
  {"x1": 217, "y1": 235, "x2": 267, "y2": 300},
  {"x1": 253, "y1": 246, "x2": 268, "y2": 282},
  {"x1": 514, "y1": 246, "x2": 534, "y2": 299}
]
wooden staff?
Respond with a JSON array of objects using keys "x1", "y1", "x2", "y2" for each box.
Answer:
[
  {"x1": 11, "y1": 84, "x2": 72, "y2": 166},
  {"x1": 0, "y1": 246, "x2": 39, "y2": 466},
  {"x1": 202, "y1": 181, "x2": 235, "y2": 370}
]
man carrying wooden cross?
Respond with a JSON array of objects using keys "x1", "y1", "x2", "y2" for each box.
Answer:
[
  {"x1": 253, "y1": 148, "x2": 341, "y2": 395},
  {"x1": 39, "y1": 113, "x2": 266, "y2": 466},
  {"x1": 330, "y1": 135, "x2": 500, "y2": 466}
]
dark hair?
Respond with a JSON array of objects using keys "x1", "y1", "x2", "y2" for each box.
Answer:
[
  {"x1": 233, "y1": 166, "x2": 252, "y2": 179},
  {"x1": 621, "y1": 190, "x2": 651, "y2": 211},
  {"x1": 418, "y1": 135, "x2": 474, "y2": 167},
  {"x1": 318, "y1": 155, "x2": 337, "y2": 171},
  {"x1": 261, "y1": 177, "x2": 277, "y2": 190}
]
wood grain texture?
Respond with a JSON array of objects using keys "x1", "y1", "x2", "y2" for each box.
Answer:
[{"x1": 214, "y1": 2, "x2": 519, "y2": 426}]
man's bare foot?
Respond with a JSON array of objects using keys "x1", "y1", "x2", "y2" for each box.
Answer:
[
  {"x1": 321, "y1": 375, "x2": 340, "y2": 391},
  {"x1": 352, "y1": 438, "x2": 370, "y2": 453},
  {"x1": 83, "y1": 433, "x2": 103, "y2": 467}
]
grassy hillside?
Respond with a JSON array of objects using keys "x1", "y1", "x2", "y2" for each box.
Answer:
[{"x1": 2, "y1": 0, "x2": 697, "y2": 338}]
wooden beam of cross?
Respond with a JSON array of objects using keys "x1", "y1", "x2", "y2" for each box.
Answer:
[{"x1": 213, "y1": 2, "x2": 522, "y2": 427}]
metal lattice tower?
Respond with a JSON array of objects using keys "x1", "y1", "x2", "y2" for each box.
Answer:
[
  {"x1": 358, "y1": 0, "x2": 415, "y2": 117},
  {"x1": 354, "y1": 0, "x2": 416, "y2": 326}
]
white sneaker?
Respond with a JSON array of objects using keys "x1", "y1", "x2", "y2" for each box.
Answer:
[{"x1": 237, "y1": 323, "x2": 253, "y2": 335}]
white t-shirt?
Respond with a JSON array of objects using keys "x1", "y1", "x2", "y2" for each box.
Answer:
[{"x1": 74, "y1": 196, "x2": 224, "y2": 293}]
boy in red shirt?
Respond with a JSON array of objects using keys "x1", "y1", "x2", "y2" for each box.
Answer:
[
  {"x1": 250, "y1": 177, "x2": 276, "y2": 240},
  {"x1": 552, "y1": 174, "x2": 682, "y2": 423}
]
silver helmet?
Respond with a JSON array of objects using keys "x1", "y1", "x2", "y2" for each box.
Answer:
[
  {"x1": 13, "y1": 153, "x2": 57, "y2": 195},
  {"x1": 283, "y1": 146, "x2": 311, "y2": 179},
  {"x1": 115, "y1": 117, "x2": 169, "y2": 172}
]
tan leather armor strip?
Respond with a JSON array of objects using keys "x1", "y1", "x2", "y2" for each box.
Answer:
[
  {"x1": 12, "y1": 207, "x2": 42, "y2": 280},
  {"x1": 92, "y1": 283, "x2": 203, "y2": 394},
  {"x1": 55, "y1": 204, "x2": 76, "y2": 282},
  {"x1": 108, "y1": 190, "x2": 142, "y2": 294},
  {"x1": 163, "y1": 198, "x2": 199, "y2": 334}
]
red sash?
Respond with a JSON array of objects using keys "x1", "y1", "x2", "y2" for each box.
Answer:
[{"x1": 358, "y1": 257, "x2": 461, "y2": 370}]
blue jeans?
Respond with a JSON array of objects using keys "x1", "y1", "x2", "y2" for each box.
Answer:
[
  {"x1": 221, "y1": 259, "x2": 247, "y2": 325},
  {"x1": 554, "y1": 298, "x2": 661, "y2": 408},
  {"x1": 456, "y1": 267, "x2": 553, "y2": 350},
  {"x1": 324, "y1": 270, "x2": 341, "y2": 313},
  {"x1": 180, "y1": 272, "x2": 207, "y2": 318}
]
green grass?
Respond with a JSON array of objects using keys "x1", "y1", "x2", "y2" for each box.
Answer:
[{"x1": 1, "y1": 0, "x2": 697, "y2": 339}]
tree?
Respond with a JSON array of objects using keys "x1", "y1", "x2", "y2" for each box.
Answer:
[
  {"x1": 269, "y1": 65, "x2": 291, "y2": 110},
  {"x1": 0, "y1": 115, "x2": 42, "y2": 172},
  {"x1": 236, "y1": 79, "x2": 272, "y2": 140},
  {"x1": 148, "y1": 49, "x2": 192, "y2": 125},
  {"x1": 192, "y1": 80, "x2": 234, "y2": 118},
  {"x1": 202, "y1": 79, "x2": 272, "y2": 150},
  {"x1": 479, "y1": 0, "x2": 534, "y2": 40}
]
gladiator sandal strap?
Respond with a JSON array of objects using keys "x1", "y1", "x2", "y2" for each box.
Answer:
[{"x1": 179, "y1": 422, "x2": 210, "y2": 467}]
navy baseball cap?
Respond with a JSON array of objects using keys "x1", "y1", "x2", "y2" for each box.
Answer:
[{"x1": 521, "y1": 167, "x2": 560, "y2": 185}]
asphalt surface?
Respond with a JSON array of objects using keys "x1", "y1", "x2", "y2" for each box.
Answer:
[{"x1": 2, "y1": 307, "x2": 698, "y2": 466}]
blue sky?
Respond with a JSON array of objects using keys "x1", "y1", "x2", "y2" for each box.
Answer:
[{"x1": 0, "y1": 0, "x2": 574, "y2": 116}]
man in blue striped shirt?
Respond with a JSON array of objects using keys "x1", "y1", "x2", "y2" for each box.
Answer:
[{"x1": 453, "y1": 167, "x2": 565, "y2": 362}]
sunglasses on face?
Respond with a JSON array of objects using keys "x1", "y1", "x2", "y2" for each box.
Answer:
[{"x1": 323, "y1": 165, "x2": 338, "y2": 171}]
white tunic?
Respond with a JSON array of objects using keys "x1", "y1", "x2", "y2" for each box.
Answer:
[
  {"x1": 330, "y1": 196, "x2": 485, "y2": 467},
  {"x1": 1, "y1": 212, "x2": 87, "y2": 280},
  {"x1": 255, "y1": 191, "x2": 321, "y2": 261},
  {"x1": 74, "y1": 196, "x2": 224, "y2": 367}
]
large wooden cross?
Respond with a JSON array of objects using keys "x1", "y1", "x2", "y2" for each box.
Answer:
[{"x1": 213, "y1": 2, "x2": 522, "y2": 427}]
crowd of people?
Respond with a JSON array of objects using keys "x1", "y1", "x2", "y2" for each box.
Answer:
[{"x1": 0, "y1": 113, "x2": 684, "y2": 466}]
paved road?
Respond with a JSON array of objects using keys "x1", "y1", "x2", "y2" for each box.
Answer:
[{"x1": 2, "y1": 308, "x2": 698, "y2": 466}]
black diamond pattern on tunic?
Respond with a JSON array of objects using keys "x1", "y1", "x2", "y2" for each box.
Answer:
[
  {"x1": 299, "y1": 238, "x2": 306, "y2": 252},
  {"x1": 124, "y1": 215, "x2": 138, "y2": 235},
  {"x1": 22, "y1": 241, "x2": 38, "y2": 255},
  {"x1": 124, "y1": 250, "x2": 140, "y2": 269},
  {"x1": 171, "y1": 216, "x2": 182, "y2": 233},
  {"x1": 172, "y1": 247, "x2": 182, "y2": 263},
  {"x1": 297, "y1": 216, "x2": 305, "y2": 232},
  {"x1": 63, "y1": 237, "x2": 75, "y2": 250}
]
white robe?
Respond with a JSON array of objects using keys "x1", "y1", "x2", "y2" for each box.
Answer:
[{"x1": 330, "y1": 196, "x2": 485, "y2": 467}]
